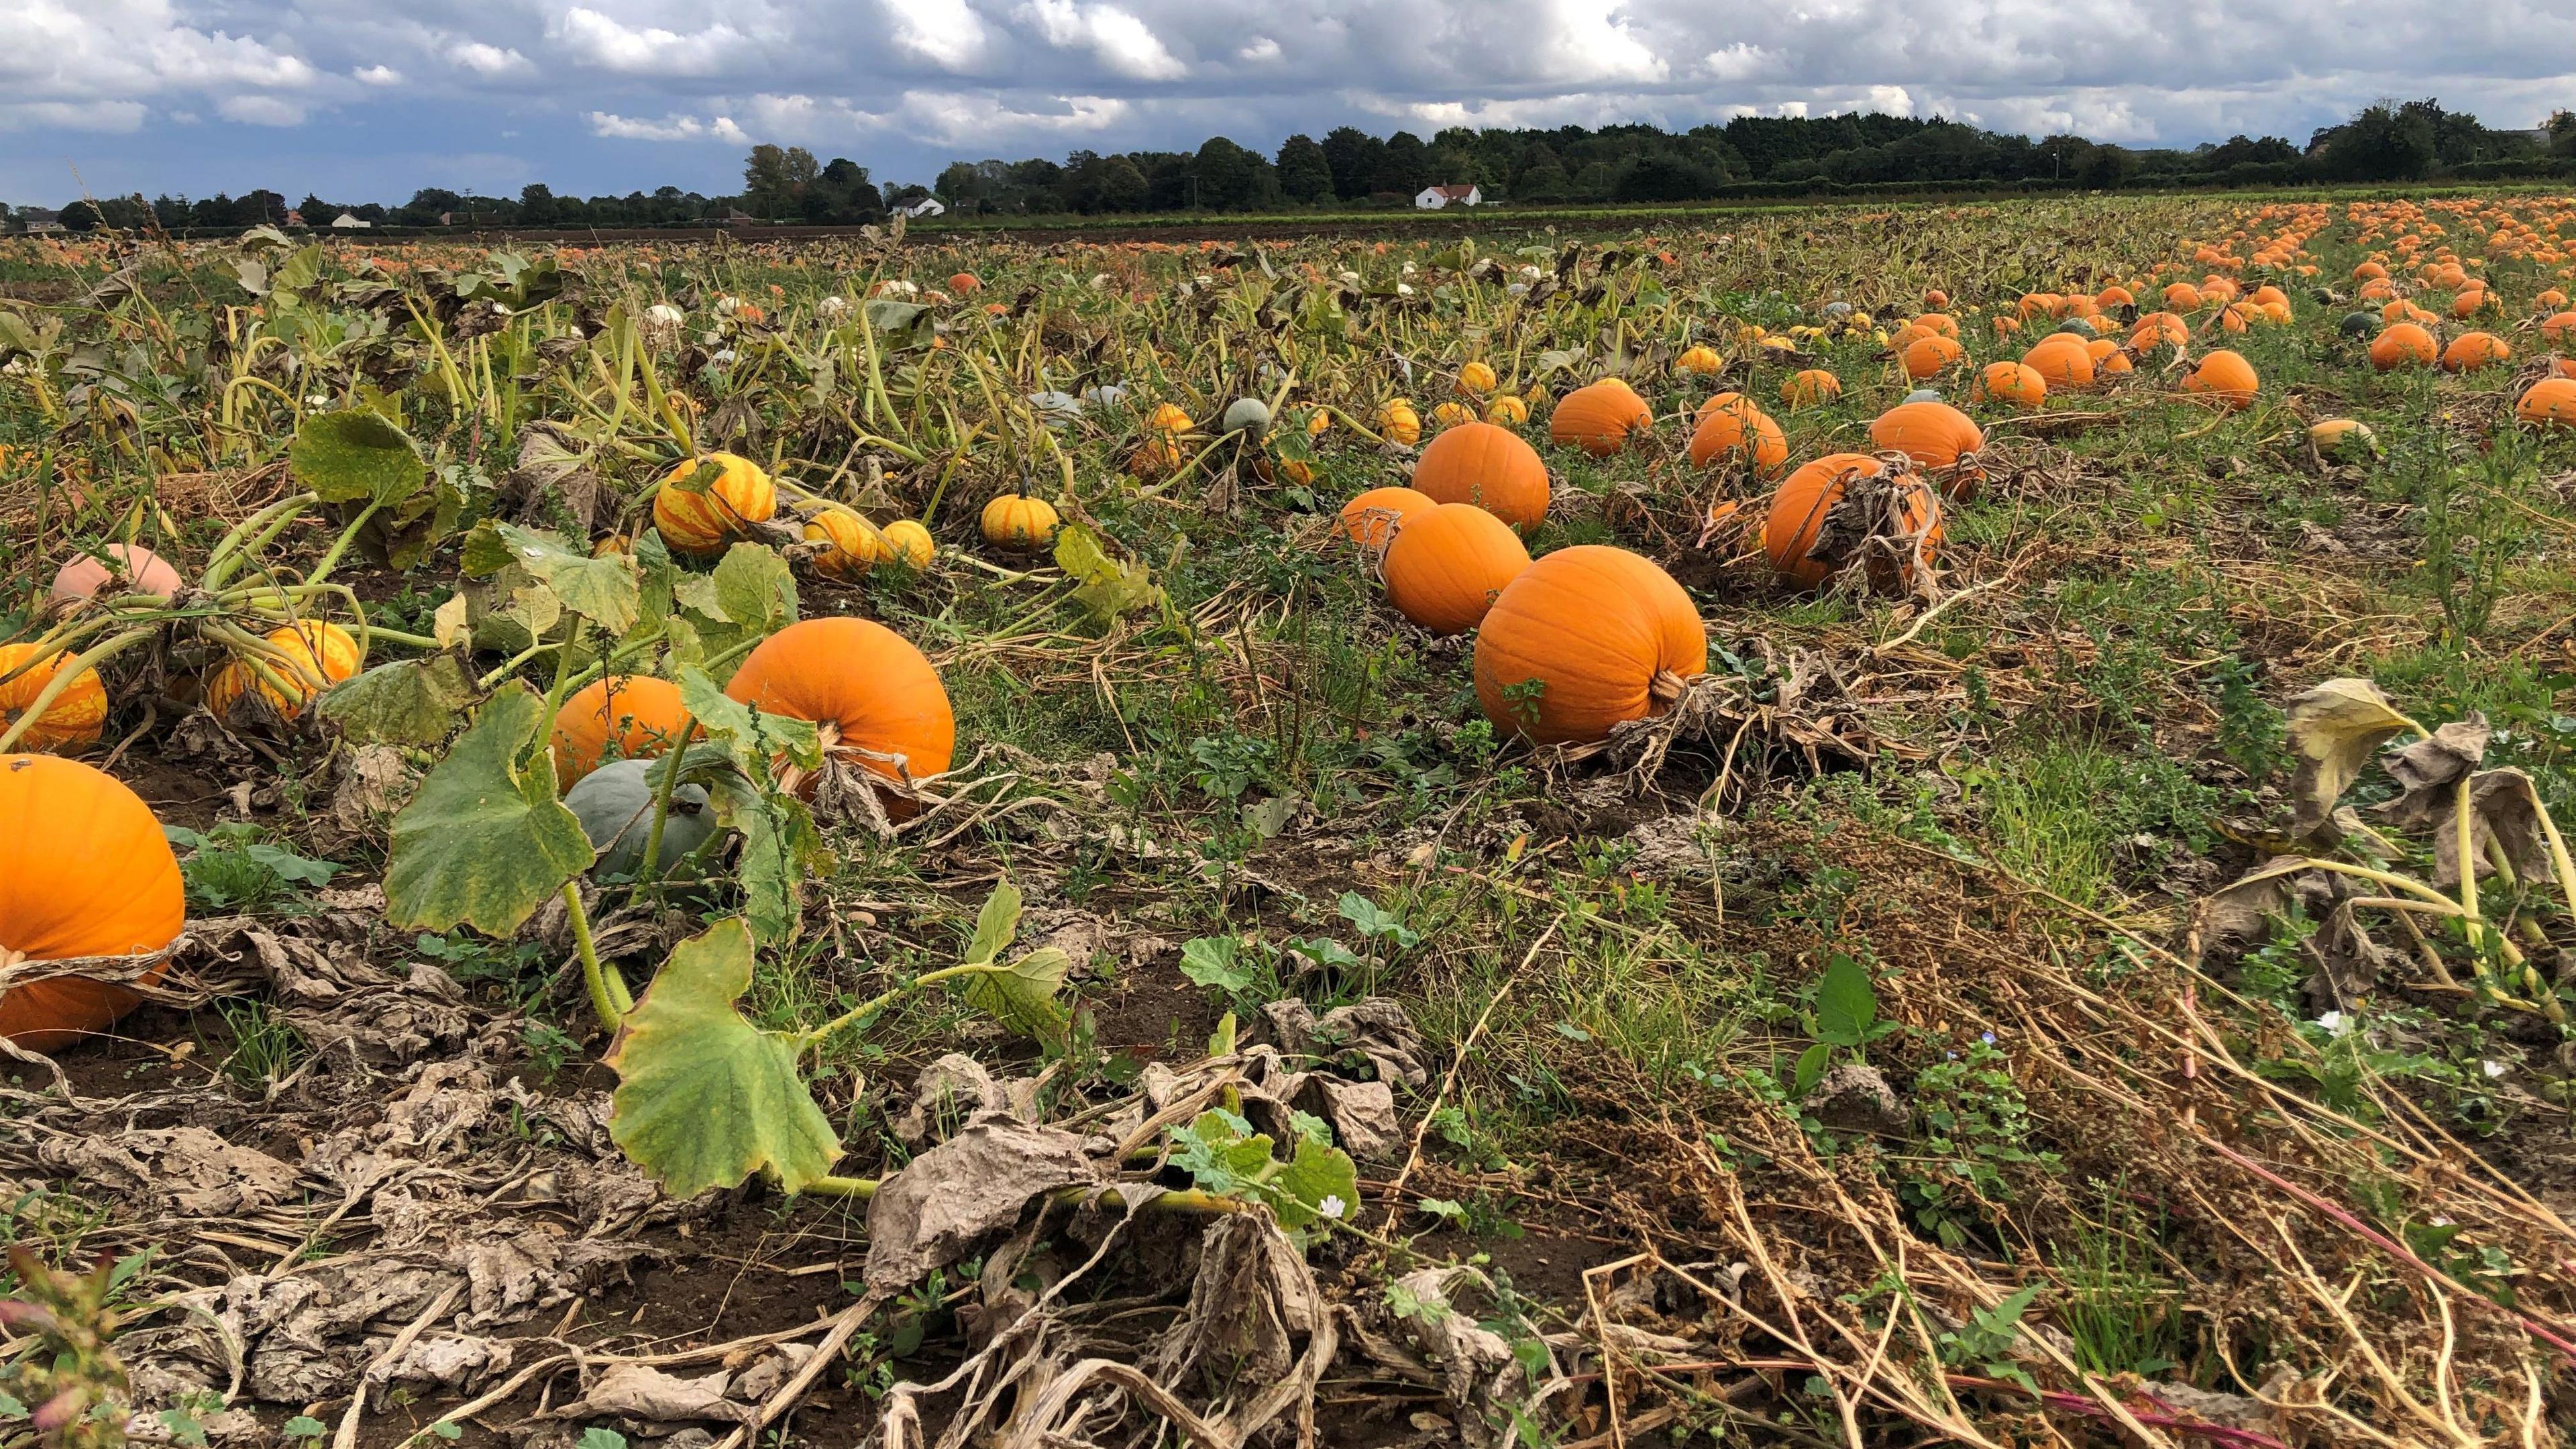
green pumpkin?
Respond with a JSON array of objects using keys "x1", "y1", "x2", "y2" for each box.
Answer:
[
  {"x1": 2340, "y1": 311, "x2": 2377, "y2": 338},
  {"x1": 1221, "y1": 397, "x2": 1273, "y2": 434},
  {"x1": 567, "y1": 757, "x2": 714, "y2": 879},
  {"x1": 2053, "y1": 317, "x2": 2097, "y2": 337}
]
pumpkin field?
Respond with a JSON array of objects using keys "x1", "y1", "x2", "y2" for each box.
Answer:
[{"x1": 11, "y1": 189, "x2": 2576, "y2": 1448}]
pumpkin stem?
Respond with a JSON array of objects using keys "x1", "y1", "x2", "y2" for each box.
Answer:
[{"x1": 1648, "y1": 669, "x2": 1689, "y2": 710}]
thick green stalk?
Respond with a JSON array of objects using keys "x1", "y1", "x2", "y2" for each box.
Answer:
[
  {"x1": 634, "y1": 715, "x2": 698, "y2": 888},
  {"x1": 0, "y1": 625, "x2": 158, "y2": 753},
  {"x1": 564, "y1": 879, "x2": 630, "y2": 1030}
]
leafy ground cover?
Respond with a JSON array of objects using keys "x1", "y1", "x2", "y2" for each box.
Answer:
[{"x1": 3, "y1": 193, "x2": 2576, "y2": 1448}]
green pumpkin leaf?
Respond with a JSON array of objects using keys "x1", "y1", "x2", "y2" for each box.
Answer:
[
  {"x1": 965, "y1": 881, "x2": 1024, "y2": 965},
  {"x1": 290, "y1": 409, "x2": 427, "y2": 507},
  {"x1": 953, "y1": 947, "x2": 1070, "y2": 1040},
  {"x1": 318, "y1": 653, "x2": 476, "y2": 745},
  {"x1": 384, "y1": 682, "x2": 594, "y2": 936},
  {"x1": 673, "y1": 545, "x2": 797, "y2": 682},
  {"x1": 1271, "y1": 1134, "x2": 1361, "y2": 1235},
  {"x1": 704, "y1": 771, "x2": 831, "y2": 947},
  {"x1": 463, "y1": 523, "x2": 641, "y2": 637},
  {"x1": 608, "y1": 918, "x2": 842, "y2": 1197},
  {"x1": 1813, "y1": 954, "x2": 1877, "y2": 1050}
]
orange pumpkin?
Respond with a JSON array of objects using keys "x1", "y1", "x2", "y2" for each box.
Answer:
[
  {"x1": 0, "y1": 754, "x2": 184, "y2": 1049},
  {"x1": 2440, "y1": 331, "x2": 2511, "y2": 372},
  {"x1": 725, "y1": 618, "x2": 955, "y2": 798},
  {"x1": 1868, "y1": 402, "x2": 1984, "y2": 498},
  {"x1": 551, "y1": 676, "x2": 692, "y2": 789},
  {"x1": 947, "y1": 272, "x2": 981, "y2": 295},
  {"x1": 1688, "y1": 402, "x2": 1788, "y2": 474},
  {"x1": 50, "y1": 544, "x2": 184, "y2": 606},
  {"x1": 1472, "y1": 547, "x2": 1707, "y2": 745},
  {"x1": 1381, "y1": 504, "x2": 1530, "y2": 635},
  {"x1": 2540, "y1": 312, "x2": 2576, "y2": 350},
  {"x1": 801, "y1": 506, "x2": 894, "y2": 580},
  {"x1": 206, "y1": 621, "x2": 364, "y2": 724},
  {"x1": 2023, "y1": 337, "x2": 2094, "y2": 391},
  {"x1": 0, "y1": 645, "x2": 107, "y2": 753},
  {"x1": 1411, "y1": 421, "x2": 1550, "y2": 531},
  {"x1": 1972, "y1": 362, "x2": 2046, "y2": 407},
  {"x1": 653, "y1": 453, "x2": 778, "y2": 555},
  {"x1": 1781, "y1": 369, "x2": 1842, "y2": 409},
  {"x1": 2370, "y1": 323, "x2": 2439, "y2": 371},
  {"x1": 2182, "y1": 350, "x2": 2259, "y2": 410},
  {"x1": 1763, "y1": 454, "x2": 1941, "y2": 590},
  {"x1": 2131, "y1": 312, "x2": 2189, "y2": 352},
  {"x1": 1900, "y1": 335, "x2": 1966, "y2": 380},
  {"x1": 2517, "y1": 378, "x2": 2576, "y2": 429},
  {"x1": 1548, "y1": 379, "x2": 1654, "y2": 456},
  {"x1": 1338, "y1": 486, "x2": 1436, "y2": 553},
  {"x1": 2162, "y1": 283, "x2": 2203, "y2": 312}
]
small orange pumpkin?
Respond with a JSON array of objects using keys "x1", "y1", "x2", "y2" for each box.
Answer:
[
  {"x1": 1687, "y1": 402, "x2": 1788, "y2": 474},
  {"x1": 1868, "y1": 402, "x2": 1984, "y2": 499},
  {"x1": 1381, "y1": 504, "x2": 1530, "y2": 635},
  {"x1": 0, "y1": 645, "x2": 107, "y2": 752},
  {"x1": 207, "y1": 621, "x2": 364, "y2": 724},
  {"x1": 1972, "y1": 361, "x2": 2047, "y2": 408},
  {"x1": 1412, "y1": 421, "x2": 1550, "y2": 531},
  {"x1": 2023, "y1": 337, "x2": 2094, "y2": 391},
  {"x1": 1900, "y1": 335, "x2": 1966, "y2": 380},
  {"x1": 2370, "y1": 323, "x2": 2439, "y2": 371},
  {"x1": 1338, "y1": 486, "x2": 1436, "y2": 553},
  {"x1": 1472, "y1": 547, "x2": 1707, "y2": 745},
  {"x1": 2182, "y1": 350, "x2": 2260, "y2": 410},
  {"x1": 2439, "y1": 331, "x2": 2511, "y2": 372},
  {"x1": 653, "y1": 453, "x2": 778, "y2": 555},
  {"x1": 551, "y1": 676, "x2": 692, "y2": 790},
  {"x1": 2516, "y1": 378, "x2": 2576, "y2": 429},
  {"x1": 1548, "y1": 379, "x2": 1654, "y2": 456},
  {"x1": 1781, "y1": 369, "x2": 1842, "y2": 409}
]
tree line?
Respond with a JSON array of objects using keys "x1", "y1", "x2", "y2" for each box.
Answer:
[{"x1": 7, "y1": 99, "x2": 2569, "y2": 234}]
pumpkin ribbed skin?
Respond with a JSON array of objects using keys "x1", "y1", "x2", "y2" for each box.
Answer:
[
  {"x1": 725, "y1": 618, "x2": 955, "y2": 794},
  {"x1": 1549, "y1": 380, "x2": 1654, "y2": 456},
  {"x1": 2371, "y1": 323, "x2": 2439, "y2": 371},
  {"x1": 50, "y1": 544, "x2": 184, "y2": 606},
  {"x1": 1687, "y1": 403, "x2": 1788, "y2": 474},
  {"x1": 2310, "y1": 419, "x2": 2379, "y2": 458},
  {"x1": 653, "y1": 453, "x2": 777, "y2": 555},
  {"x1": 0, "y1": 645, "x2": 107, "y2": 752},
  {"x1": 1972, "y1": 362, "x2": 2046, "y2": 407},
  {"x1": 1338, "y1": 487, "x2": 1436, "y2": 553},
  {"x1": 2023, "y1": 337, "x2": 2094, "y2": 390},
  {"x1": 1373, "y1": 400, "x2": 1423, "y2": 446},
  {"x1": 1868, "y1": 402, "x2": 1984, "y2": 498},
  {"x1": 2518, "y1": 378, "x2": 2576, "y2": 429},
  {"x1": 1457, "y1": 360, "x2": 1499, "y2": 394},
  {"x1": 207, "y1": 622, "x2": 363, "y2": 724},
  {"x1": 979, "y1": 494, "x2": 1060, "y2": 551},
  {"x1": 1763, "y1": 453, "x2": 1942, "y2": 589},
  {"x1": 0, "y1": 755, "x2": 184, "y2": 1049},
  {"x1": 802, "y1": 506, "x2": 892, "y2": 580},
  {"x1": 1473, "y1": 547, "x2": 1707, "y2": 745},
  {"x1": 1381, "y1": 504, "x2": 1530, "y2": 635},
  {"x1": 1411, "y1": 421, "x2": 1550, "y2": 531},
  {"x1": 2131, "y1": 312, "x2": 2189, "y2": 352},
  {"x1": 1781, "y1": 369, "x2": 1842, "y2": 408},
  {"x1": 2182, "y1": 350, "x2": 2260, "y2": 410},
  {"x1": 2440, "y1": 331, "x2": 2511, "y2": 373},
  {"x1": 551, "y1": 675, "x2": 692, "y2": 790},
  {"x1": 1900, "y1": 335, "x2": 1966, "y2": 380}
]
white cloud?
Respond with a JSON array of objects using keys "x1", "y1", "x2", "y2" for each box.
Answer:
[
  {"x1": 885, "y1": 0, "x2": 989, "y2": 70},
  {"x1": 553, "y1": 8, "x2": 753, "y2": 76},
  {"x1": 1544, "y1": 0, "x2": 1664, "y2": 85},
  {"x1": 0, "y1": 98, "x2": 148, "y2": 132},
  {"x1": 216, "y1": 93, "x2": 306, "y2": 125},
  {"x1": 588, "y1": 110, "x2": 731, "y2": 141},
  {"x1": 352, "y1": 64, "x2": 402, "y2": 85},
  {"x1": 446, "y1": 41, "x2": 531, "y2": 76},
  {"x1": 1237, "y1": 36, "x2": 1280, "y2": 62},
  {"x1": 1020, "y1": 0, "x2": 1185, "y2": 79}
]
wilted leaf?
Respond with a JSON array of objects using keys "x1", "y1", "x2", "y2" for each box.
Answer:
[
  {"x1": 953, "y1": 948, "x2": 1070, "y2": 1039},
  {"x1": 2376, "y1": 714, "x2": 2493, "y2": 833},
  {"x1": 608, "y1": 918, "x2": 841, "y2": 1197},
  {"x1": 291, "y1": 410, "x2": 427, "y2": 508},
  {"x1": 432, "y1": 594, "x2": 472, "y2": 649},
  {"x1": 2199, "y1": 856, "x2": 2325, "y2": 954},
  {"x1": 319, "y1": 654, "x2": 476, "y2": 745},
  {"x1": 1054, "y1": 523, "x2": 1161, "y2": 627},
  {"x1": 384, "y1": 682, "x2": 594, "y2": 936},
  {"x1": 863, "y1": 299, "x2": 937, "y2": 351},
  {"x1": 2419, "y1": 767, "x2": 2554, "y2": 889},
  {"x1": 2284, "y1": 678, "x2": 2419, "y2": 837}
]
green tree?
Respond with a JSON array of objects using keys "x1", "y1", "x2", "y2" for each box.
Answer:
[
  {"x1": 1375, "y1": 131, "x2": 1432, "y2": 195},
  {"x1": 518, "y1": 183, "x2": 559, "y2": 226},
  {"x1": 1193, "y1": 136, "x2": 1273, "y2": 210},
  {"x1": 1276, "y1": 133, "x2": 1334, "y2": 204},
  {"x1": 2314, "y1": 103, "x2": 2436, "y2": 181},
  {"x1": 58, "y1": 200, "x2": 101, "y2": 232},
  {"x1": 1322, "y1": 126, "x2": 1379, "y2": 199},
  {"x1": 298, "y1": 193, "x2": 342, "y2": 226}
]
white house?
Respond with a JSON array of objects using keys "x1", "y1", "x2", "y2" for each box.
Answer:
[
  {"x1": 331, "y1": 214, "x2": 372, "y2": 229},
  {"x1": 1414, "y1": 184, "x2": 1482, "y2": 210},
  {"x1": 897, "y1": 196, "x2": 946, "y2": 219}
]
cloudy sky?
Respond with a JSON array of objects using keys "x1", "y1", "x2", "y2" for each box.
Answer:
[{"x1": 3, "y1": 0, "x2": 2571, "y2": 207}]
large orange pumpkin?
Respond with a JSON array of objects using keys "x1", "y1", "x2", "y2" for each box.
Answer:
[
  {"x1": 0, "y1": 755, "x2": 184, "y2": 1049},
  {"x1": 1763, "y1": 454, "x2": 1941, "y2": 590},
  {"x1": 2023, "y1": 337, "x2": 2094, "y2": 391},
  {"x1": 1548, "y1": 380, "x2": 1654, "y2": 456},
  {"x1": 1381, "y1": 504, "x2": 1530, "y2": 635},
  {"x1": 1411, "y1": 421, "x2": 1550, "y2": 531},
  {"x1": 0, "y1": 645, "x2": 107, "y2": 753},
  {"x1": 1472, "y1": 547, "x2": 1708, "y2": 745},
  {"x1": 2517, "y1": 378, "x2": 2576, "y2": 429},
  {"x1": 207, "y1": 621, "x2": 363, "y2": 724},
  {"x1": 1899, "y1": 334, "x2": 1967, "y2": 381},
  {"x1": 551, "y1": 676, "x2": 692, "y2": 789},
  {"x1": 2540, "y1": 312, "x2": 2576, "y2": 350},
  {"x1": 1687, "y1": 402, "x2": 1788, "y2": 474},
  {"x1": 2440, "y1": 331, "x2": 2511, "y2": 372},
  {"x1": 2370, "y1": 323, "x2": 2438, "y2": 371},
  {"x1": 1868, "y1": 402, "x2": 1984, "y2": 499},
  {"x1": 2182, "y1": 350, "x2": 2260, "y2": 410},
  {"x1": 1972, "y1": 362, "x2": 2046, "y2": 407},
  {"x1": 725, "y1": 619, "x2": 955, "y2": 796},
  {"x1": 653, "y1": 453, "x2": 778, "y2": 555},
  {"x1": 1338, "y1": 486, "x2": 1436, "y2": 553}
]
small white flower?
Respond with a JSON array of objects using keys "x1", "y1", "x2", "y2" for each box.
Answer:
[
  {"x1": 710, "y1": 348, "x2": 737, "y2": 366},
  {"x1": 2483, "y1": 1059, "x2": 2508, "y2": 1079},
  {"x1": 1395, "y1": 282, "x2": 1414, "y2": 296},
  {"x1": 305, "y1": 394, "x2": 329, "y2": 407},
  {"x1": 1317, "y1": 1194, "x2": 1346, "y2": 1220},
  {"x1": 1400, "y1": 261, "x2": 1417, "y2": 275},
  {"x1": 2315, "y1": 1010, "x2": 2351, "y2": 1036},
  {"x1": 714, "y1": 294, "x2": 740, "y2": 315}
]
